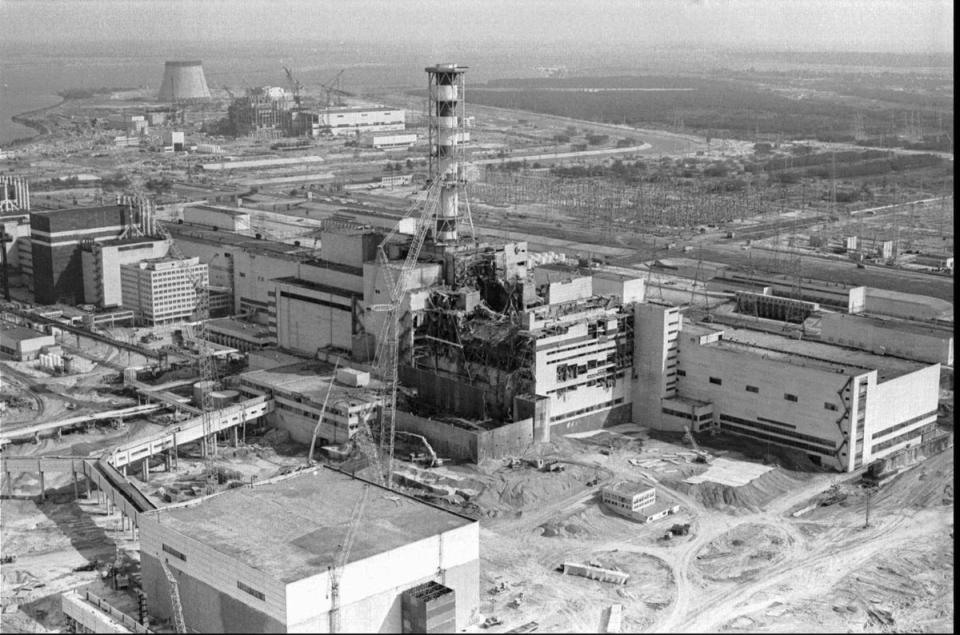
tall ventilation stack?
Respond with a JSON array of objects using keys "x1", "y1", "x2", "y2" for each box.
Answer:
[
  {"x1": 425, "y1": 64, "x2": 467, "y2": 243},
  {"x1": 158, "y1": 61, "x2": 212, "y2": 102}
]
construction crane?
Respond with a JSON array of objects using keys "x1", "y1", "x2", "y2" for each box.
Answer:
[
  {"x1": 329, "y1": 483, "x2": 370, "y2": 633},
  {"x1": 308, "y1": 357, "x2": 341, "y2": 465},
  {"x1": 320, "y1": 69, "x2": 346, "y2": 108},
  {"x1": 366, "y1": 179, "x2": 444, "y2": 486},
  {"x1": 159, "y1": 558, "x2": 186, "y2": 633},
  {"x1": 282, "y1": 66, "x2": 303, "y2": 109},
  {"x1": 119, "y1": 183, "x2": 219, "y2": 449},
  {"x1": 222, "y1": 84, "x2": 238, "y2": 100}
]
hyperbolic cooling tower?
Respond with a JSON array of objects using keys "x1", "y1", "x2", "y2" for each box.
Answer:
[{"x1": 158, "y1": 61, "x2": 212, "y2": 102}]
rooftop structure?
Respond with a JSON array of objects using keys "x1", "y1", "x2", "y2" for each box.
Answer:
[
  {"x1": 139, "y1": 467, "x2": 479, "y2": 632},
  {"x1": 239, "y1": 361, "x2": 383, "y2": 444}
]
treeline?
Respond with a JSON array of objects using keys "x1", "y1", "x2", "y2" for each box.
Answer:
[{"x1": 57, "y1": 87, "x2": 131, "y2": 99}]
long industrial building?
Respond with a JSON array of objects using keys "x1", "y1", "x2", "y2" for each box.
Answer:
[
  {"x1": 657, "y1": 323, "x2": 941, "y2": 471},
  {"x1": 29, "y1": 205, "x2": 130, "y2": 304},
  {"x1": 139, "y1": 467, "x2": 479, "y2": 633}
]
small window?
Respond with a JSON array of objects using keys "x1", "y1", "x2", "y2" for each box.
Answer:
[
  {"x1": 237, "y1": 581, "x2": 265, "y2": 601},
  {"x1": 745, "y1": 385, "x2": 759, "y2": 393},
  {"x1": 824, "y1": 402, "x2": 838, "y2": 411},
  {"x1": 677, "y1": 369, "x2": 686, "y2": 377},
  {"x1": 709, "y1": 377, "x2": 722, "y2": 385},
  {"x1": 784, "y1": 393, "x2": 798, "y2": 402}
]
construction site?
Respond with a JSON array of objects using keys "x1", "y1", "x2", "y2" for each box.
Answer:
[{"x1": 0, "y1": 47, "x2": 954, "y2": 635}]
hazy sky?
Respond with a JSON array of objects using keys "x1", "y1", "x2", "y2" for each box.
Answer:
[{"x1": 1, "y1": 0, "x2": 953, "y2": 53}]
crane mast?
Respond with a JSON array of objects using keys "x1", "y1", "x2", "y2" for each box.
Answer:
[
  {"x1": 329, "y1": 483, "x2": 370, "y2": 633},
  {"x1": 159, "y1": 558, "x2": 186, "y2": 633},
  {"x1": 364, "y1": 179, "x2": 443, "y2": 487}
]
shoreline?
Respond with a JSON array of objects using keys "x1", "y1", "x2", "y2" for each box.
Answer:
[{"x1": 6, "y1": 97, "x2": 66, "y2": 147}]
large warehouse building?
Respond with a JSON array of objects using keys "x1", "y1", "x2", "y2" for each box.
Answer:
[
  {"x1": 30, "y1": 205, "x2": 130, "y2": 304},
  {"x1": 139, "y1": 467, "x2": 479, "y2": 633},
  {"x1": 652, "y1": 323, "x2": 942, "y2": 471}
]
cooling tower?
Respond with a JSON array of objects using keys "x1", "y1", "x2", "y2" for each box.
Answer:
[{"x1": 158, "y1": 61, "x2": 212, "y2": 102}]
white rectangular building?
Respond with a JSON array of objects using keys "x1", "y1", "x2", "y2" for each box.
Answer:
[
  {"x1": 667, "y1": 324, "x2": 941, "y2": 471},
  {"x1": 139, "y1": 467, "x2": 479, "y2": 633},
  {"x1": 320, "y1": 107, "x2": 405, "y2": 136},
  {"x1": 120, "y1": 257, "x2": 208, "y2": 325},
  {"x1": 81, "y1": 237, "x2": 171, "y2": 308},
  {"x1": 238, "y1": 361, "x2": 382, "y2": 445},
  {"x1": 820, "y1": 311, "x2": 954, "y2": 365}
]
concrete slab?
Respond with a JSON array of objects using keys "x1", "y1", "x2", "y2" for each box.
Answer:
[
  {"x1": 147, "y1": 467, "x2": 474, "y2": 584},
  {"x1": 682, "y1": 457, "x2": 773, "y2": 487}
]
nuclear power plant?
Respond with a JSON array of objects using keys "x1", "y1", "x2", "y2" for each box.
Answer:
[
  {"x1": 158, "y1": 60, "x2": 212, "y2": 102},
  {"x1": 0, "y1": 19, "x2": 954, "y2": 633}
]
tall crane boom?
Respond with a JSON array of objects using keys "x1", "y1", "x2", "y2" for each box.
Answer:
[
  {"x1": 329, "y1": 483, "x2": 370, "y2": 633},
  {"x1": 365, "y1": 179, "x2": 444, "y2": 486},
  {"x1": 159, "y1": 558, "x2": 186, "y2": 633},
  {"x1": 282, "y1": 65, "x2": 302, "y2": 108}
]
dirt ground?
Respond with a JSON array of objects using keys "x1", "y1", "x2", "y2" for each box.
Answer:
[
  {"x1": 1, "y1": 415, "x2": 952, "y2": 633},
  {"x1": 459, "y1": 425, "x2": 953, "y2": 633}
]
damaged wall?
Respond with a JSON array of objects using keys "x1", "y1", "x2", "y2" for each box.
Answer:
[{"x1": 395, "y1": 411, "x2": 535, "y2": 462}]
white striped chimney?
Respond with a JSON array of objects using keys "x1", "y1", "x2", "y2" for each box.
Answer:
[{"x1": 425, "y1": 63, "x2": 468, "y2": 243}]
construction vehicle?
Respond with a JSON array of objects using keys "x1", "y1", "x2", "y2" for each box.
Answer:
[
  {"x1": 159, "y1": 558, "x2": 186, "y2": 634},
  {"x1": 682, "y1": 424, "x2": 711, "y2": 464},
  {"x1": 329, "y1": 483, "x2": 370, "y2": 633}
]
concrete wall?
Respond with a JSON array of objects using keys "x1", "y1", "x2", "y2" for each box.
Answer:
[
  {"x1": 319, "y1": 230, "x2": 379, "y2": 270},
  {"x1": 233, "y1": 250, "x2": 299, "y2": 316},
  {"x1": 862, "y1": 288, "x2": 949, "y2": 321},
  {"x1": 632, "y1": 303, "x2": 681, "y2": 430},
  {"x1": 676, "y1": 337, "x2": 853, "y2": 470},
  {"x1": 545, "y1": 276, "x2": 593, "y2": 305},
  {"x1": 863, "y1": 363, "x2": 941, "y2": 463},
  {"x1": 848, "y1": 286, "x2": 866, "y2": 314},
  {"x1": 400, "y1": 366, "x2": 487, "y2": 420},
  {"x1": 820, "y1": 312, "x2": 954, "y2": 365},
  {"x1": 139, "y1": 515, "x2": 288, "y2": 633},
  {"x1": 274, "y1": 280, "x2": 354, "y2": 356},
  {"x1": 550, "y1": 403, "x2": 632, "y2": 435},
  {"x1": 284, "y1": 521, "x2": 479, "y2": 633},
  {"x1": 592, "y1": 273, "x2": 645, "y2": 304},
  {"x1": 184, "y1": 205, "x2": 251, "y2": 232},
  {"x1": 395, "y1": 411, "x2": 535, "y2": 462}
]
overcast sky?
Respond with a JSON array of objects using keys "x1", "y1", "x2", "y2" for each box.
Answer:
[{"x1": 1, "y1": 0, "x2": 953, "y2": 52}]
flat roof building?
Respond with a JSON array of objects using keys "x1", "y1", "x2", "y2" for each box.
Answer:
[
  {"x1": 139, "y1": 467, "x2": 479, "y2": 633},
  {"x1": 0, "y1": 325, "x2": 56, "y2": 361},
  {"x1": 820, "y1": 311, "x2": 954, "y2": 366},
  {"x1": 656, "y1": 322, "x2": 941, "y2": 471},
  {"x1": 120, "y1": 257, "x2": 207, "y2": 325},
  {"x1": 30, "y1": 205, "x2": 131, "y2": 304},
  {"x1": 238, "y1": 361, "x2": 383, "y2": 445}
]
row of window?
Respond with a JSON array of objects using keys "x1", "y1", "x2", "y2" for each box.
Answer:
[
  {"x1": 872, "y1": 425, "x2": 925, "y2": 453},
  {"x1": 696, "y1": 375, "x2": 840, "y2": 410},
  {"x1": 661, "y1": 407, "x2": 713, "y2": 423},
  {"x1": 718, "y1": 413, "x2": 837, "y2": 449},
  {"x1": 719, "y1": 422, "x2": 836, "y2": 456},
  {"x1": 550, "y1": 397, "x2": 624, "y2": 423},
  {"x1": 870, "y1": 410, "x2": 938, "y2": 442}
]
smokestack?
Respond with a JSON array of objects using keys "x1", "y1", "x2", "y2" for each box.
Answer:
[
  {"x1": 425, "y1": 63, "x2": 467, "y2": 244},
  {"x1": 158, "y1": 61, "x2": 212, "y2": 102}
]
